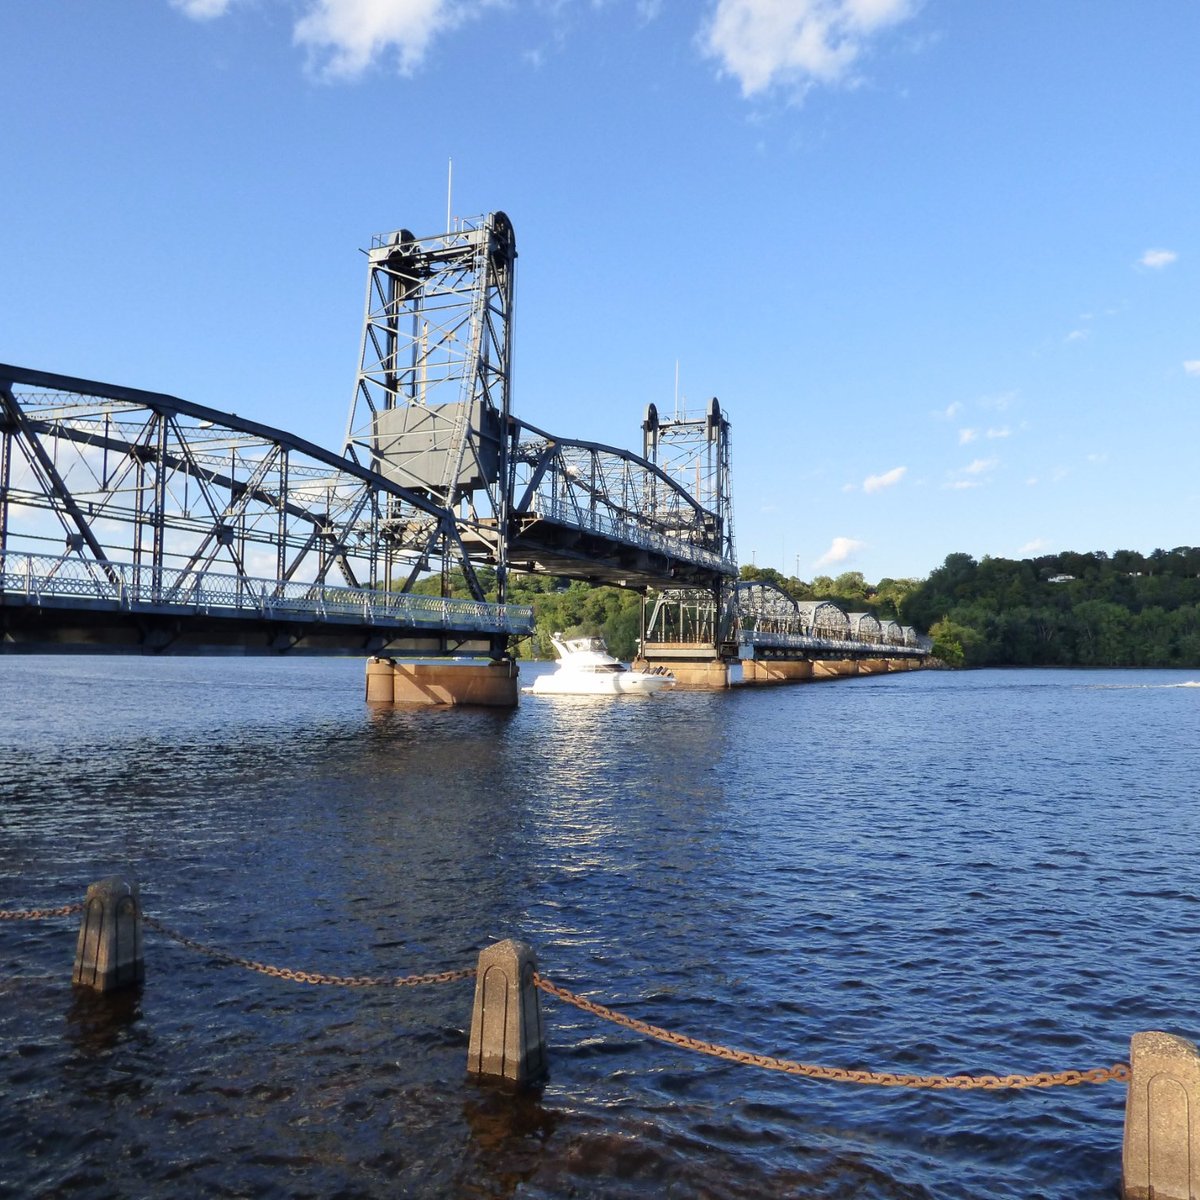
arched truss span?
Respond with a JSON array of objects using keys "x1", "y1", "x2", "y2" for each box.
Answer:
[
  {"x1": 734, "y1": 580, "x2": 803, "y2": 634},
  {"x1": 500, "y1": 418, "x2": 734, "y2": 587},
  {"x1": 644, "y1": 582, "x2": 931, "y2": 656}
]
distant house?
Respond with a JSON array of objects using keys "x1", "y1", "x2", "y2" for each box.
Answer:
[{"x1": 1047, "y1": 574, "x2": 1075, "y2": 584}]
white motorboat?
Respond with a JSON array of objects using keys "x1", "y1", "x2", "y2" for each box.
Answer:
[{"x1": 523, "y1": 633, "x2": 675, "y2": 696}]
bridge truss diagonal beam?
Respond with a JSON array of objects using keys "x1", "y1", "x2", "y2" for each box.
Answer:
[{"x1": 0, "y1": 364, "x2": 531, "y2": 652}]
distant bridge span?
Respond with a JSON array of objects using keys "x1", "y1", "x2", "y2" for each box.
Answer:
[{"x1": 639, "y1": 580, "x2": 931, "y2": 683}]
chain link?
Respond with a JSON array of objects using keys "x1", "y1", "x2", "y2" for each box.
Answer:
[
  {"x1": 142, "y1": 916, "x2": 476, "y2": 988},
  {"x1": 0, "y1": 903, "x2": 1135, "y2": 1089},
  {"x1": 534, "y1": 974, "x2": 1130, "y2": 1091},
  {"x1": 0, "y1": 903, "x2": 84, "y2": 921}
]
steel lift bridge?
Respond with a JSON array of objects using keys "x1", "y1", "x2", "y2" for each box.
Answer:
[{"x1": 0, "y1": 212, "x2": 737, "y2": 661}]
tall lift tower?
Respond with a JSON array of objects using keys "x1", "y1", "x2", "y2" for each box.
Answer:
[{"x1": 343, "y1": 212, "x2": 517, "y2": 602}]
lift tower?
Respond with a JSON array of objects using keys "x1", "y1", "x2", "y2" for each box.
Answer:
[
  {"x1": 641, "y1": 397, "x2": 741, "y2": 654},
  {"x1": 343, "y1": 212, "x2": 517, "y2": 602}
]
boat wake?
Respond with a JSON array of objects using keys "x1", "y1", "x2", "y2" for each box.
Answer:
[{"x1": 1093, "y1": 681, "x2": 1200, "y2": 690}]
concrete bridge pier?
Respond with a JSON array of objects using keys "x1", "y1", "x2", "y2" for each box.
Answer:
[
  {"x1": 811, "y1": 659, "x2": 859, "y2": 680},
  {"x1": 741, "y1": 659, "x2": 814, "y2": 684},
  {"x1": 366, "y1": 657, "x2": 520, "y2": 707},
  {"x1": 635, "y1": 644, "x2": 730, "y2": 689}
]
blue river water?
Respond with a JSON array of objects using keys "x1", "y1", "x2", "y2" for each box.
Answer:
[{"x1": 2, "y1": 658, "x2": 1199, "y2": 1198}]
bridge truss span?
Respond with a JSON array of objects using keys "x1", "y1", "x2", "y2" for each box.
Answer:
[
  {"x1": 341, "y1": 211, "x2": 736, "y2": 595},
  {"x1": 495, "y1": 420, "x2": 736, "y2": 589},
  {"x1": 644, "y1": 579, "x2": 931, "y2": 663},
  {"x1": 0, "y1": 365, "x2": 531, "y2": 653}
]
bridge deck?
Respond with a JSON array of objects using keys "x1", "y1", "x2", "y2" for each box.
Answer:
[
  {"x1": 0, "y1": 553, "x2": 533, "y2": 655},
  {"x1": 465, "y1": 512, "x2": 734, "y2": 589}
]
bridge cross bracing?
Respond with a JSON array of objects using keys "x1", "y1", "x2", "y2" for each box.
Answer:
[{"x1": 0, "y1": 366, "x2": 531, "y2": 654}]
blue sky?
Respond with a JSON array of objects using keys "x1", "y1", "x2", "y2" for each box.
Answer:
[{"x1": 3, "y1": 0, "x2": 1198, "y2": 583}]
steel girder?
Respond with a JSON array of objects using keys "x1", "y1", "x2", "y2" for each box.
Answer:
[{"x1": 0, "y1": 365, "x2": 516, "y2": 634}]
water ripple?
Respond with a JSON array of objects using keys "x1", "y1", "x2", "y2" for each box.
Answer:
[{"x1": 3, "y1": 662, "x2": 1196, "y2": 1196}]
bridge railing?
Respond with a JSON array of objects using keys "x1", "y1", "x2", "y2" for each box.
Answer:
[
  {"x1": 528, "y1": 495, "x2": 731, "y2": 574},
  {"x1": 0, "y1": 552, "x2": 534, "y2": 636}
]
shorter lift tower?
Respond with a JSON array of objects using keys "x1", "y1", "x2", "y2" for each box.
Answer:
[
  {"x1": 342, "y1": 212, "x2": 517, "y2": 605},
  {"x1": 640, "y1": 397, "x2": 740, "y2": 664}
]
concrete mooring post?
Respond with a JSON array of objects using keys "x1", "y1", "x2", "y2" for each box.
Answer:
[
  {"x1": 467, "y1": 939, "x2": 547, "y2": 1086},
  {"x1": 72, "y1": 876, "x2": 144, "y2": 992},
  {"x1": 1123, "y1": 1030, "x2": 1200, "y2": 1200}
]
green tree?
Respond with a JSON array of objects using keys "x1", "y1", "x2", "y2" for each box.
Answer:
[{"x1": 929, "y1": 617, "x2": 978, "y2": 667}]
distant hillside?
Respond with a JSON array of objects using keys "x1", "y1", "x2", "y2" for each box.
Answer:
[{"x1": 899, "y1": 548, "x2": 1200, "y2": 667}]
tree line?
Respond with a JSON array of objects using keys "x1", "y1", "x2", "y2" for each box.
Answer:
[
  {"x1": 899, "y1": 547, "x2": 1200, "y2": 667},
  {"x1": 411, "y1": 568, "x2": 644, "y2": 660}
]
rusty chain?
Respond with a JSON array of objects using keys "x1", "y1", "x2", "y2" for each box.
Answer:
[
  {"x1": 0, "y1": 903, "x2": 1135, "y2": 1090},
  {"x1": 534, "y1": 974, "x2": 1130, "y2": 1091},
  {"x1": 141, "y1": 915, "x2": 476, "y2": 988},
  {"x1": 0, "y1": 903, "x2": 84, "y2": 921}
]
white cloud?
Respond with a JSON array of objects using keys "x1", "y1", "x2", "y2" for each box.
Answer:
[
  {"x1": 171, "y1": 0, "x2": 232, "y2": 16},
  {"x1": 171, "y1": 0, "x2": 478, "y2": 76},
  {"x1": 1065, "y1": 329, "x2": 1090, "y2": 343},
  {"x1": 815, "y1": 535, "x2": 865, "y2": 567},
  {"x1": 943, "y1": 456, "x2": 996, "y2": 490},
  {"x1": 962, "y1": 457, "x2": 997, "y2": 475},
  {"x1": 294, "y1": 0, "x2": 475, "y2": 78},
  {"x1": 701, "y1": 0, "x2": 919, "y2": 97},
  {"x1": 1140, "y1": 248, "x2": 1178, "y2": 269},
  {"x1": 862, "y1": 464, "x2": 906, "y2": 493},
  {"x1": 958, "y1": 427, "x2": 977, "y2": 445},
  {"x1": 986, "y1": 426, "x2": 1011, "y2": 439},
  {"x1": 1017, "y1": 538, "x2": 1049, "y2": 556},
  {"x1": 1184, "y1": 360, "x2": 1200, "y2": 377},
  {"x1": 979, "y1": 390, "x2": 1017, "y2": 412}
]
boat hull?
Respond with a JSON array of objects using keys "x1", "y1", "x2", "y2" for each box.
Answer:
[{"x1": 524, "y1": 671, "x2": 674, "y2": 696}]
